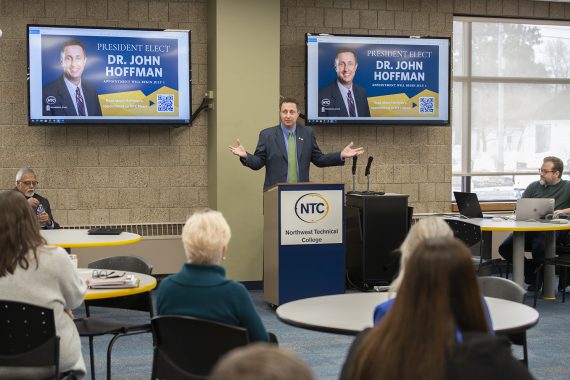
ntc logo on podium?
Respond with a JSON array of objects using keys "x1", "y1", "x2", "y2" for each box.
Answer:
[{"x1": 294, "y1": 193, "x2": 330, "y2": 223}]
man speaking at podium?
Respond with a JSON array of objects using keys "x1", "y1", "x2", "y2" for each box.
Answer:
[{"x1": 229, "y1": 97, "x2": 364, "y2": 191}]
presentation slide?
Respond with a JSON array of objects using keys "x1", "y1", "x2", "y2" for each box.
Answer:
[
  {"x1": 28, "y1": 25, "x2": 191, "y2": 126},
  {"x1": 306, "y1": 34, "x2": 450, "y2": 126}
]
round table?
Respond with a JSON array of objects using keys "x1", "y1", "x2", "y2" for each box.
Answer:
[
  {"x1": 78, "y1": 269, "x2": 157, "y2": 301},
  {"x1": 42, "y1": 229, "x2": 141, "y2": 248},
  {"x1": 276, "y1": 293, "x2": 539, "y2": 335},
  {"x1": 461, "y1": 218, "x2": 570, "y2": 299}
]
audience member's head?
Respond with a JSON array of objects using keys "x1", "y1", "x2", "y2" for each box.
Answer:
[
  {"x1": 181, "y1": 209, "x2": 231, "y2": 264},
  {"x1": 210, "y1": 343, "x2": 315, "y2": 380},
  {"x1": 541, "y1": 155, "x2": 563, "y2": 185},
  {"x1": 391, "y1": 217, "x2": 453, "y2": 290},
  {"x1": 15, "y1": 167, "x2": 38, "y2": 198},
  {"x1": 346, "y1": 237, "x2": 488, "y2": 380},
  {"x1": 0, "y1": 191, "x2": 45, "y2": 277}
]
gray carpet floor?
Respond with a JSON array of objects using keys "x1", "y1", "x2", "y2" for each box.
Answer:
[{"x1": 77, "y1": 289, "x2": 570, "y2": 380}]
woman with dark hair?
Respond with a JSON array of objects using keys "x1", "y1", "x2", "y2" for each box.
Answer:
[
  {"x1": 0, "y1": 191, "x2": 86, "y2": 379},
  {"x1": 342, "y1": 238, "x2": 533, "y2": 380}
]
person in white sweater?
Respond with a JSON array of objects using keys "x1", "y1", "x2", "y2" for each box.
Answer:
[{"x1": 0, "y1": 190, "x2": 86, "y2": 379}]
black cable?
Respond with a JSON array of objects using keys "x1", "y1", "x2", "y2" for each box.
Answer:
[
  {"x1": 181, "y1": 96, "x2": 209, "y2": 127},
  {"x1": 345, "y1": 269, "x2": 375, "y2": 292}
]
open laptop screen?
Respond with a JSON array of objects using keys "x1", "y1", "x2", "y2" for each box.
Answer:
[
  {"x1": 454, "y1": 192, "x2": 484, "y2": 218},
  {"x1": 515, "y1": 198, "x2": 555, "y2": 221}
]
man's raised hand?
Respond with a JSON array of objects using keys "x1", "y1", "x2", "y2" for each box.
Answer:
[
  {"x1": 228, "y1": 139, "x2": 247, "y2": 158},
  {"x1": 340, "y1": 142, "x2": 365, "y2": 159}
]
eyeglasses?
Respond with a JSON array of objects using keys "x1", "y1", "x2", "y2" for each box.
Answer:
[
  {"x1": 18, "y1": 180, "x2": 38, "y2": 186},
  {"x1": 539, "y1": 169, "x2": 556, "y2": 174},
  {"x1": 92, "y1": 270, "x2": 125, "y2": 279}
]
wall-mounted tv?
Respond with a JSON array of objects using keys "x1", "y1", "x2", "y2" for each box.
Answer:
[
  {"x1": 306, "y1": 33, "x2": 450, "y2": 126},
  {"x1": 27, "y1": 25, "x2": 191, "y2": 126}
]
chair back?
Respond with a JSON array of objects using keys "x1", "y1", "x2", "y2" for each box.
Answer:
[
  {"x1": 151, "y1": 315, "x2": 249, "y2": 379},
  {"x1": 86, "y1": 255, "x2": 154, "y2": 315},
  {"x1": 0, "y1": 300, "x2": 59, "y2": 379},
  {"x1": 478, "y1": 276, "x2": 529, "y2": 365},
  {"x1": 445, "y1": 219, "x2": 482, "y2": 248},
  {"x1": 478, "y1": 276, "x2": 526, "y2": 303},
  {"x1": 88, "y1": 255, "x2": 153, "y2": 275}
]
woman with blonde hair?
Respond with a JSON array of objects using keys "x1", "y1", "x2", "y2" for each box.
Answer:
[
  {"x1": 343, "y1": 238, "x2": 533, "y2": 380},
  {"x1": 210, "y1": 343, "x2": 314, "y2": 380},
  {"x1": 390, "y1": 217, "x2": 453, "y2": 291},
  {"x1": 0, "y1": 191, "x2": 86, "y2": 379},
  {"x1": 156, "y1": 209, "x2": 270, "y2": 342}
]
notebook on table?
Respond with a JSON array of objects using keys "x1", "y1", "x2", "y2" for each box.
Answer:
[
  {"x1": 454, "y1": 191, "x2": 497, "y2": 219},
  {"x1": 86, "y1": 274, "x2": 140, "y2": 289},
  {"x1": 515, "y1": 198, "x2": 555, "y2": 221}
]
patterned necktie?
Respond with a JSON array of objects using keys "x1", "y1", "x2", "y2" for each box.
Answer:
[
  {"x1": 347, "y1": 90, "x2": 356, "y2": 117},
  {"x1": 288, "y1": 132, "x2": 297, "y2": 183},
  {"x1": 76, "y1": 87, "x2": 86, "y2": 116}
]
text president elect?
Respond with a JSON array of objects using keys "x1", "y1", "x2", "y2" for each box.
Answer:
[
  {"x1": 229, "y1": 97, "x2": 364, "y2": 191},
  {"x1": 42, "y1": 39, "x2": 102, "y2": 117},
  {"x1": 318, "y1": 48, "x2": 370, "y2": 118}
]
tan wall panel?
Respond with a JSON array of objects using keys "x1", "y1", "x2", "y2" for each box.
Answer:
[{"x1": 208, "y1": 0, "x2": 280, "y2": 280}]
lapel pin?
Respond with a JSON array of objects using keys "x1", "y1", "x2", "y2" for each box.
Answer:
[{"x1": 298, "y1": 137, "x2": 303, "y2": 141}]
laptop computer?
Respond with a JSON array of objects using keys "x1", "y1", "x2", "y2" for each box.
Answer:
[
  {"x1": 454, "y1": 191, "x2": 496, "y2": 218},
  {"x1": 515, "y1": 198, "x2": 555, "y2": 221}
]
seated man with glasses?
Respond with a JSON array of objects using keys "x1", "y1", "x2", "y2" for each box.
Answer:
[
  {"x1": 499, "y1": 156, "x2": 570, "y2": 289},
  {"x1": 12, "y1": 167, "x2": 59, "y2": 229}
]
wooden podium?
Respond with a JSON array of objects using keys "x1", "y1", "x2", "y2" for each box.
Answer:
[{"x1": 263, "y1": 183, "x2": 345, "y2": 306}]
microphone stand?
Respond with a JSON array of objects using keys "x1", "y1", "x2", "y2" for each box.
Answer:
[{"x1": 347, "y1": 156, "x2": 359, "y2": 195}]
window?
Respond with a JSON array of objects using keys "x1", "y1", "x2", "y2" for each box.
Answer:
[{"x1": 453, "y1": 17, "x2": 570, "y2": 201}]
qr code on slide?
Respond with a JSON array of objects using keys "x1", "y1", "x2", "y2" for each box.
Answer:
[
  {"x1": 157, "y1": 94, "x2": 174, "y2": 112},
  {"x1": 419, "y1": 97, "x2": 434, "y2": 114}
]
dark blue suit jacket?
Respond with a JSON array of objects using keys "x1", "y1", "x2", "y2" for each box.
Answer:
[
  {"x1": 241, "y1": 124, "x2": 344, "y2": 190},
  {"x1": 11, "y1": 188, "x2": 60, "y2": 229},
  {"x1": 42, "y1": 76, "x2": 102, "y2": 116},
  {"x1": 318, "y1": 81, "x2": 370, "y2": 117}
]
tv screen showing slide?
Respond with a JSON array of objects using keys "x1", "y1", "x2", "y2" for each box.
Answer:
[
  {"x1": 27, "y1": 24, "x2": 191, "y2": 126},
  {"x1": 306, "y1": 33, "x2": 450, "y2": 126}
]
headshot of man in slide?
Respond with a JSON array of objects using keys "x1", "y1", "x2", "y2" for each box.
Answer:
[
  {"x1": 42, "y1": 39, "x2": 102, "y2": 116},
  {"x1": 318, "y1": 48, "x2": 370, "y2": 118}
]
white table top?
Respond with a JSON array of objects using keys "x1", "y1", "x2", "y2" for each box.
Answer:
[
  {"x1": 276, "y1": 293, "x2": 539, "y2": 335},
  {"x1": 41, "y1": 229, "x2": 141, "y2": 248},
  {"x1": 452, "y1": 217, "x2": 570, "y2": 232},
  {"x1": 78, "y1": 269, "x2": 157, "y2": 301}
]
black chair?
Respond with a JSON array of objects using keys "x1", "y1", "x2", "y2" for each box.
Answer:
[
  {"x1": 445, "y1": 218, "x2": 506, "y2": 276},
  {"x1": 478, "y1": 276, "x2": 529, "y2": 366},
  {"x1": 74, "y1": 255, "x2": 154, "y2": 380},
  {"x1": 151, "y1": 315, "x2": 250, "y2": 379},
  {"x1": 0, "y1": 300, "x2": 59, "y2": 379}
]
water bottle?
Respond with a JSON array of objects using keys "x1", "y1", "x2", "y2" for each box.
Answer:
[{"x1": 36, "y1": 203, "x2": 47, "y2": 227}]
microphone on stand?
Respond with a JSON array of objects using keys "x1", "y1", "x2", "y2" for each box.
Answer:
[{"x1": 365, "y1": 156, "x2": 373, "y2": 193}]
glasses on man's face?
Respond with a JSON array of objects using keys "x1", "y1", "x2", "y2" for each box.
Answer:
[
  {"x1": 18, "y1": 180, "x2": 38, "y2": 186},
  {"x1": 539, "y1": 169, "x2": 555, "y2": 174},
  {"x1": 92, "y1": 270, "x2": 125, "y2": 279}
]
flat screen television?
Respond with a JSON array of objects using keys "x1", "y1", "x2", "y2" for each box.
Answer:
[
  {"x1": 27, "y1": 24, "x2": 191, "y2": 126},
  {"x1": 306, "y1": 33, "x2": 450, "y2": 126}
]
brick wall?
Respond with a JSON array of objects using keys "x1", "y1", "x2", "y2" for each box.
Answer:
[
  {"x1": 280, "y1": 0, "x2": 570, "y2": 213},
  {"x1": 0, "y1": 0, "x2": 208, "y2": 225}
]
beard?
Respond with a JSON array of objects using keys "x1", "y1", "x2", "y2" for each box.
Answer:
[
  {"x1": 25, "y1": 189, "x2": 35, "y2": 197},
  {"x1": 540, "y1": 177, "x2": 560, "y2": 186}
]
